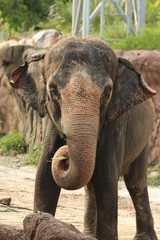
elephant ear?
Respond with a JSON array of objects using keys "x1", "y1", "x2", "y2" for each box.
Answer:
[
  {"x1": 106, "y1": 57, "x2": 156, "y2": 124},
  {"x1": 10, "y1": 52, "x2": 47, "y2": 118}
]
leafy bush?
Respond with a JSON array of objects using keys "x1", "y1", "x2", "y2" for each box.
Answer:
[
  {"x1": 27, "y1": 143, "x2": 42, "y2": 165},
  {"x1": 147, "y1": 166, "x2": 160, "y2": 186},
  {"x1": 147, "y1": 174, "x2": 160, "y2": 186},
  {"x1": 46, "y1": 0, "x2": 160, "y2": 50},
  {"x1": 0, "y1": 131, "x2": 26, "y2": 155},
  {"x1": 146, "y1": 0, "x2": 160, "y2": 26},
  {"x1": 108, "y1": 26, "x2": 160, "y2": 50},
  {"x1": 48, "y1": 0, "x2": 72, "y2": 34},
  {"x1": 0, "y1": 0, "x2": 54, "y2": 34}
]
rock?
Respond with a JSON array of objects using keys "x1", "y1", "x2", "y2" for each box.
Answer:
[
  {"x1": 33, "y1": 29, "x2": 59, "y2": 48},
  {"x1": 18, "y1": 38, "x2": 34, "y2": 46},
  {"x1": 23, "y1": 212, "x2": 97, "y2": 240},
  {"x1": 0, "y1": 224, "x2": 23, "y2": 240}
]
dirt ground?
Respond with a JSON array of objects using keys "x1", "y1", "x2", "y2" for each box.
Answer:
[{"x1": 0, "y1": 155, "x2": 159, "y2": 240}]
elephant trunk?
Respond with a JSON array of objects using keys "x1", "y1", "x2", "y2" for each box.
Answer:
[
  {"x1": 51, "y1": 74, "x2": 101, "y2": 190},
  {"x1": 52, "y1": 87, "x2": 99, "y2": 190},
  {"x1": 51, "y1": 110, "x2": 99, "y2": 190}
]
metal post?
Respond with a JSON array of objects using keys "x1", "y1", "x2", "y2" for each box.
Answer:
[
  {"x1": 90, "y1": 0, "x2": 108, "y2": 24},
  {"x1": 82, "y1": 0, "x2": 90, "y2": 37},
  {"x1": 72, "y1": 0, "x2": 144, "y2": 38},
  {"x1": 74, "y1": 0, "x2": 83, "y2": 35},
  {"x1": 132, "y1": 0, "x2": 138, "y2": 34},
  {"x1": 100, "y1": 0, "x2": 105, "y2": 39},
  {"x1": 138, "y1": 0, "x2": 146, "y2": 30},
  {"x1": 79, "y1": 0, "x2": 108, "y2": 36},
  {"x1": 126, "y1": 0, "x2": 132, "y2": 37},
  {"x1": 72, "y1": 0, "x2": 78, "y2": 36},
  {"x1": 112, "y1": 0, "x2": 135, "y2": 35}
]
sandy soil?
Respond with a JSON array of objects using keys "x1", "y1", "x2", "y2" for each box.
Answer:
[{"x1": 0, "y1": 155, "x2": 160, "y2": 240}]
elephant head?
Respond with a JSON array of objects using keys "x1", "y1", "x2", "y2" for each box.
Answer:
[
  {"x1": 0, "y1": 44, "x2": 36, "y2": 83},
  {"x1": 10, "y1": 37, "x2": 156, "y2": 190}
]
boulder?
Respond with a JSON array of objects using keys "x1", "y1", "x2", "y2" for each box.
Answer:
[
  {"x1": 33, "y1": 29, "x2": 59, "y2": 48},
  {"x1": 23, "y1": 212, "x2": 96, "y2": 240},
  {"x1": 0, "y1": 224, "x2": 23, "y2": 240},
  {"x1": 19, "y1": 38, "x2": 34, "y2": 46}
]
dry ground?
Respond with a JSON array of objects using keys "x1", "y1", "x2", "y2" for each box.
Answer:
[{"x1": 0, "y1": 155, "x2": 159, "y2": 240}]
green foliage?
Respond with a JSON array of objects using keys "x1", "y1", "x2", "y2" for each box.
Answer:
[
  {"x1": 0, "y1": 118, "x2": 3, "y2": 126},
  {"x1": 0, "y1": 10, "x2": 3, "y2": 23},
  {"x1": 48, "y1": 0, "x2": 72, "y2": 34},
  {"x1": 108, "y1": 27, "x2": 160, "y2": 50},
  {"x1": 147, "y1": 166, "x2": 160, "y2": 186},
  {"x1": 27, "y1": 143, "x2": 42, "y2": 165},
  {"x1": 147, "y1": 174, "x2": 160, "y2": 186},
  {"x1": 0, "y1": 0, "x2": 55, "y2": 34},
  {"x1": 90, "y1": 0, "x2": 160, "y2": 43},
  {"x1": 146, "y1": 0, "x2": 160, "y2": 26},
  {"x1": 0, "y1": 0, "x2": 159, "y2": 43},
  {"x1": 0, "y1": 0, "x2": 28, "y2": 32},
  {"x1": 22, "y1": 0, "x2": 55, "y2": 30},
  {"x1": 0, "y1": 131, "x2": 26, "y2": 155}
]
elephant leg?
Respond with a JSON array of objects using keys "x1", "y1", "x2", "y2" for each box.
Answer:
[
  {"x1": 93, "y1": 167, "x2": 118, "y2": 240},
  {"x1": 124, "y1": 145, "x2": 157, "y2": 240},
  {"x1": 34, "y1": 150, "x2": 61, "y2": 215},
  {"x1": 34, "y1": 122, "x2": 63, "y2": 215},
  {"x1": 84, "y1": 181, "x2": 97, "y2": 237}
]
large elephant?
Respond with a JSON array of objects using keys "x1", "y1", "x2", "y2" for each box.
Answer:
[{"x1": 10, "y1": 37, "x2": 157, "y2": 240}]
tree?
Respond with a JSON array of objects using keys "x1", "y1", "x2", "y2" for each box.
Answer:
[
  {"x1": 0, "y1": 0, "x2": 55, "y2": 32},
  {"x1": 23, "y1": 0, "x2": 55, "y2": 29},
  {"x1": 146, "y1": 0, "x2": 160, "y2": 25},
  {"x1": 0, "y1": 0, "x2": 28, "y2": 31}
]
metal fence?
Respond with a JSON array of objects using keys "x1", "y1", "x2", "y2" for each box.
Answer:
[{"x1": 72, "y1": 0, "x2": 146, "y2": 40}]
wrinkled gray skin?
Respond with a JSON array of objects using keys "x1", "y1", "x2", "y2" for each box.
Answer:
[
  {"x1": 0, "y1": 45, "x2": 37, "y2": 129},
  {"x1": 0, "y1": 45, "x2": 46, "y2": 142},
  {"x1": 0, "y1": 45, "x2": 36, "y2": 83},
  {"x1": 10, "y1": 37, "x2": 157, "y2": 240}
]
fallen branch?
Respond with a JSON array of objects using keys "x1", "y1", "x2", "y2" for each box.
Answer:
[{"x1": 0, "y1": 203, "x2": 32, "y2": 212}]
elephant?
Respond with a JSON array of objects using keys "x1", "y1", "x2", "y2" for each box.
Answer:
[
  {"x1": 10, "y1": 37, "x2": 158, "y2": 240},
  {"x1": 0, "y1": 43, "x2": 45, "y2": 144},
  {"x1": 0, "y1": 44, "x2": 36, "y2": 82},
  {"x1": 0, "y1": 44, "x2": 35, "y2": 124}
]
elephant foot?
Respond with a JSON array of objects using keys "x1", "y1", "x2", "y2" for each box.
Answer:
[{"x1": 133, "y1": 231, "x2": 158, "y2": 240}]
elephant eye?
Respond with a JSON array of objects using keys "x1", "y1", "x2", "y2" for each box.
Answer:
[
  {"x1": 103, "y1": 86, "x2": 112, "y2": 98},
  {"x1": 100, "y1": 85, "x2": 112, "y2": 106},
  {"x1": 50, "y1": 85, "x2": 61, "y2": 101}
]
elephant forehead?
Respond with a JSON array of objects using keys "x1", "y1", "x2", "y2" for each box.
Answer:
[
  {"x1": 46, "y1": 37, "x2": 117, "y2": 73},
  {"x1": 61, "y1": 73, "x2": 101, "y2": 105},
  {"x1": 45, "y1": 37, "x2": 118, "y2": 90}
]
